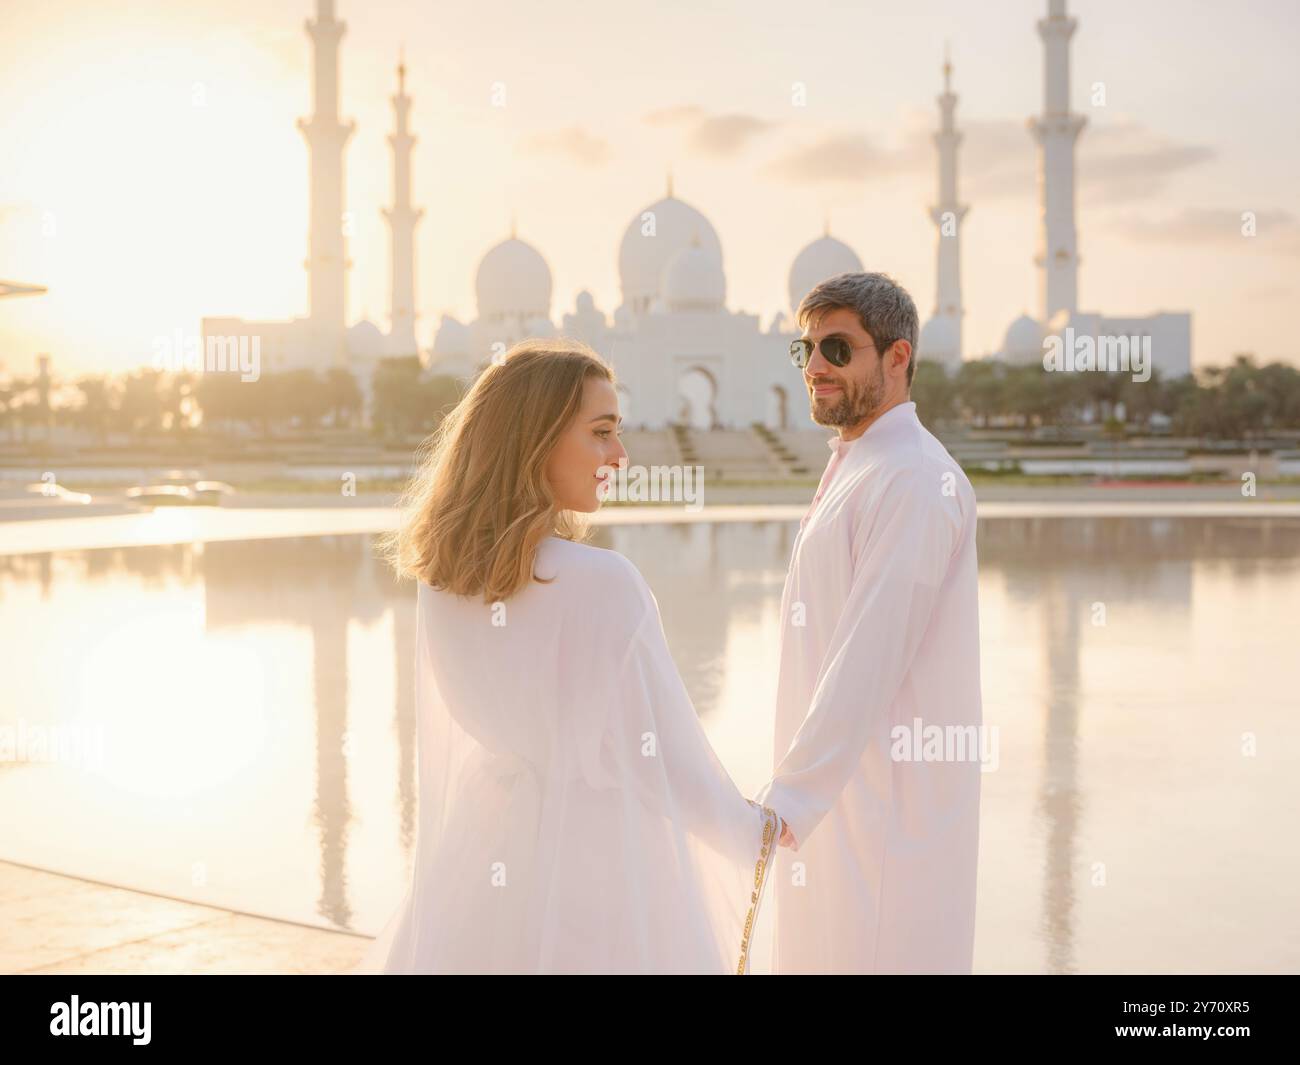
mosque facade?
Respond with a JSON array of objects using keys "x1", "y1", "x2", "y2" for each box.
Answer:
[
  {"x1": 203, "y1": 0, "x2": 1191, "y2": 432},
  {"x1": 430, "y1": 191, "x2": 865, "y2": 430}
]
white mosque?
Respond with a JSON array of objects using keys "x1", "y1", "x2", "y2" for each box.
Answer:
[
  {"x1": 202, "y1": 0, "x2": 422, "y2": 420},
  {"x1": 997, "y1": 0, "x2": 1191, "y2": 376},
  {"x1": 204, "y1": 0, "x2": 1190, "y2": 432},
  {"x1": 430, "y1": 190, "x2": 867, "y2": 430},
  {"x1": 430, "y1": 0, "x2": 1190, "y2": 427}
]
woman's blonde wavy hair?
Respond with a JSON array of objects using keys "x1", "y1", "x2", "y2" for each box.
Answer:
[{"x1": 379, "y1": 337, "x2": 616, "y2": 603}]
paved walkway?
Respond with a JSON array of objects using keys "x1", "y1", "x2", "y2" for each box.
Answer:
[{"x1": 0, "y1": 860, "x2": 370, "y2": 975}]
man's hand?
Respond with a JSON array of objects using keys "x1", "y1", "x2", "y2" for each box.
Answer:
[{"x1": 778, "y1": 818, "x2": 796, "y2": 848}]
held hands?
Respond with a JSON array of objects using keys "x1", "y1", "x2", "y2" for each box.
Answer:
[{"x1": 750, "y1": 798, "x2": 796, "y2": 848}]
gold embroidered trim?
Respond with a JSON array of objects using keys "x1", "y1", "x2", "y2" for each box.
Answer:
[{"x1": 736, "y1": 801, "x2": 779, "y2": 975}]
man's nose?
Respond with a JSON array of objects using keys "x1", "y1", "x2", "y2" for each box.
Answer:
[{"x1": 805, "y1": 342, "x2": 834, "y2": 378}]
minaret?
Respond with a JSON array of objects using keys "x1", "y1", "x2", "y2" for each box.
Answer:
[
  {"x1": 1029, "y1": 0, "x2": 1085, "y2": 325},
  {"x1": 383, "y1": 53, "x2": 423, "y2": 356},
  {"x1": 928, "y1": 47, "x2": 968, "y2": 359},
  {"x1": 297, "y1": 0, "x2": 355, "y2": 368}
]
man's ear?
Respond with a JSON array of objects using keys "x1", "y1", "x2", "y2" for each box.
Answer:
[{"x1": 891, "y1": 340, "x2": 913, "y2": 377}]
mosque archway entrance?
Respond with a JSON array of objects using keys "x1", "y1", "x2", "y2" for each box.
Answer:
[
  {"x1": 768, "y1": 385, "x2": 789, "y2": 430},
  {"x1": 676, "y1": 366, "x2": 718, "y2": 429}
]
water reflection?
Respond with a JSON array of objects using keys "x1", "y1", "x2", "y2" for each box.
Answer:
[
  {"x1": 0, "y1": 516, "x2": 1296, "y2": 972},
  {"x1": 201, "y1": 537, "x2": 415, "y2": 928}
]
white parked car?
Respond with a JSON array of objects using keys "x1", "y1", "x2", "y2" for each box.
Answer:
[{"x1": 125, "y1": 484, "x2": 198, "y2": 506}]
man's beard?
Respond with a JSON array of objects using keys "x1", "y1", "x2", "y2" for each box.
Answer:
[{"x1": 809, "y1": 366, "x2": 886, "y2": 428}]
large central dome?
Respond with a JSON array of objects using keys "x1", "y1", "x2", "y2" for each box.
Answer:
[
  {"x1": 618, "y1": 195, "x2": 723, "y2": 314},
  {"x1": 788, "y1": 234, "x2": 863, "y2": 317},
  {"x1": 662, "y1": 237, "x2": 725, "y2": 312},
  {"x1": 475, "y1": 236, "x2": 552, "y2": 322}
]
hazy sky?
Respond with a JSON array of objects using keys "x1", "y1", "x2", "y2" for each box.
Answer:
[{"x1": 2, "y1": 0, "x2": 1298, "y2": 378}]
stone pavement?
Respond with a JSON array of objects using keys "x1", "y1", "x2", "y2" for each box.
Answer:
[{"x1": 0, "y1": 860, "x2": 371, "y2": 975}]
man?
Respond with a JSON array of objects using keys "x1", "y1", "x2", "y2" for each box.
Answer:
[{"x1": 755, "y1": 272, "x2": 982, "y2": 974}]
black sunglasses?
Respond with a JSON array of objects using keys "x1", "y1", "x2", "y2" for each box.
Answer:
[{"x1": 789, "y1": 334, "x2": 889, "y2": 369}]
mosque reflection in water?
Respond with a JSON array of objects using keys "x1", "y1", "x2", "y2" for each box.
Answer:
[{"x1": 1, "y1": 516, "x2": 1296, "y2": 973}]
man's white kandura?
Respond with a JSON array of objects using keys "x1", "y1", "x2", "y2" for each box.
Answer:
[{"x1": 756, "y1": 400, "x2": 983, "y2": 974}]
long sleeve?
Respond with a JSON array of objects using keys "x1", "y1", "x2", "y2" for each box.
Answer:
[
  {"x1": 565, "y1": 551, "x2": 777, "y2": 972},
  {"x1": 756, "y1": 462, "x2": 960, "y2": 849},
  {"x1": 584, "y1": 560, "x2": 774, "y2": 868}
]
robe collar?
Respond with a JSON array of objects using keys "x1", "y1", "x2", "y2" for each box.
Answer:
[{"x1": 827, "y1": 400, "x2": 918, "y2": 453}]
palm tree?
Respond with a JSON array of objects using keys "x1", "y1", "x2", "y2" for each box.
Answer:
[
  {"x1": 911, "y1": 362, "x2": 957, "y2": 428},
  {"x1": 324, "y1": 367, "x2": 362, "y2": 429},
  {"x1": 75, "y1": 375, "x2": 115, "y2": 445}
]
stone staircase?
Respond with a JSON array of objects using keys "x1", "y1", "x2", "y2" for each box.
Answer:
[
  {"x1": 615, "y1": 427, "x2": 831, "y2": 481},
  {"x1": 752, "y1": 423, "x2": 810, "y2": 476}
]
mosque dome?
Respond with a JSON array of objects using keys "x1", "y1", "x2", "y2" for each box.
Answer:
[
  {"x1": 920, "y1": 314, "x2": 959, "y2": 363},
  {"x1": 662, "y1": 237, "x2": 726, "y2": 312},
  {"x1": 432, "y1": 314, "x2": 470, "y2": 357},
  {"x1": 575, "y1": 290, "x2": 596, "y2": 314},
  {"x1": 788, "y1": 234, "x2": 862, "y2": 317},
  {"x1": 618, "y1": 194, "x2": 723, "y2": 312},
  {"x1": 475, "y1": 236, "x2": 552, "y2": 321},
  {"x1": 346, "y1": 318, "x2": 387, "y2": 358},
  {"x1": 525, "y1": 315, "x2": 556, "y2": 337},
  {"x1": 1003, "y1": 313, "x2": 1045, "y2": 362}
]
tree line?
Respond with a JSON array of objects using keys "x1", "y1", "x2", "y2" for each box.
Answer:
[
  {"x1": 0, "y1": 357, "x2": 465, "y2": 446},
  {"x1": 2, "y1": 352, "x2": 1298, "y2": 448},
  {"x1": 911, "y1": 354, "x2": 1300, "y2": 442}
]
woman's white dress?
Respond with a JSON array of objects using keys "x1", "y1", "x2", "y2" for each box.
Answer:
[{"x1": 354, "y1": 535, "x2": 778, "y2": 974}]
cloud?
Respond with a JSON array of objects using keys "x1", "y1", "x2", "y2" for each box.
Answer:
[
  {"x1": 1077, "y1": 120, "x2": 1215, "y2": 203},
  {"x1": 518, "y1": 126, "x2": 612, "y2": 167},
  {"x1": 643, "y1": 105, "x2": 705, "y2": 127},
  {"x1": 763, "y1": 132, "x2": 897, "y2": 184},
  {"x1": 689, "y1": 113, "x2": 776, "y2": 157},
  {"x1": 928, "y1": 118, "x2": 1035, "y2": 200},
  {"x1": 761, "y1": 114, "x2": 1032, "y2": 193},
  {"x1": 756, "y1": 114, "x2": 1212, "y2": 205},
  {"x1": 1110, "y1": 207, "x2": 1300, "y2": 253},
  {"x1": 643, "y1": 106, "x2": 776, "y2": 158},
  {"x1": 1242, "y1": 283, "x2": 1294, "y2": 301}
]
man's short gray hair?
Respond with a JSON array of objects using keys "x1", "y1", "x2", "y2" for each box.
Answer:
[{"x1": 796, "y1": 272, "x2": 919, "y2": 387}]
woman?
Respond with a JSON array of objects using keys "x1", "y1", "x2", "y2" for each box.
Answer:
[{"x1": 354, "y1": 338, "x2": 779, "y2": 974}]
